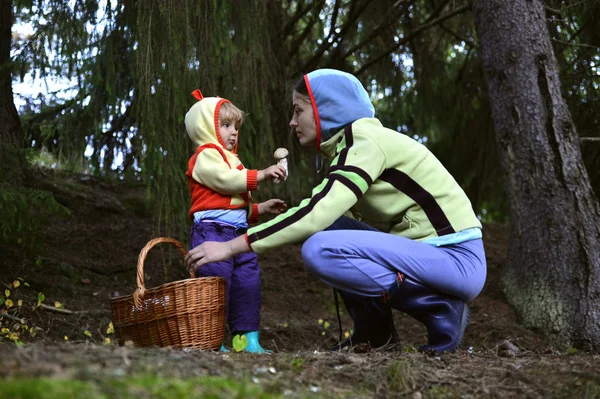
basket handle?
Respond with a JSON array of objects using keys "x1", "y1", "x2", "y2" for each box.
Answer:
[{"x1": 132, "y1": 237, "x2": 190, "y2": 308}]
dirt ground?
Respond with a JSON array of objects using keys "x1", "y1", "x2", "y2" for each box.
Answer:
[{"x1": 1, "y1": 171, "x2": 599, "y2": 398}]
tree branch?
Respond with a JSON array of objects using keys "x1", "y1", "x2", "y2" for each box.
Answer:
[
  {"x1": 102, "y1": 101, "x2": 134, "y2": 140},
  {"x1": 551, "y1": 39, "x2": 599, "y2": 49},
  {"x1": 302, "y1": 0, "x2": 374, "y2": 72},
  {"x1": 581, "y1": 137, "x2": 600, "y2": 142},
  {"x1": 544, "y1": 6, "x2": 562, "y2": 17},
  {"x1": 439, "y1": 23, "x2": 478, "y2": 50},
  {"x1": 281, "y1": 2, "x2": 314, "y2": 39},
  {"x1": 325, "y1": 0, "x2": 342, "y2": 43},
  {"x1": 354, "y1": 3, "x2": 471, "y2": 76},
  {"x1": 21, "y1": 97, "x2": 78, "y2": 125},
  {"x1": 286, "y1": 1, "x2": 327, "y2": 63},
  {"x1": 455, "y1": 46, "x2": 473, "y2": 83},
  {"x1": 333, "y1": 0, "x2": 415, "y2": 64}
]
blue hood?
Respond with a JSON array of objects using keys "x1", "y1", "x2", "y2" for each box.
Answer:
[{"x1": 305, "y1": 69, "x2": 374, "y2": 149}]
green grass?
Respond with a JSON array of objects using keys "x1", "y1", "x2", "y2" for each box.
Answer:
[{"x1": 0, "y1": 375, "x2": 281, "y2": 399}]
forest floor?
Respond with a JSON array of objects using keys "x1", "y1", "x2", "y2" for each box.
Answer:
[{"x1": 1, "y1": 170, "x2": 599, "y2": 398}]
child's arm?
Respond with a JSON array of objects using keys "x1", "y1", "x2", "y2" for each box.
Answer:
[
  {"x1": 257, "y1": 165, "x2": 287, "y2": 184},
  {"x1": 192, "y1": 149, "x2": 286, "y2": 194},
  {"x1": 258, "y1": 199, "x2": 287, "y2": 216},
  {"x1": 246, "y1": 199, "x2": 286, "y2": 224},
  {"x1": 192, "y1": 148, "x2": 258, "y2": 194}
]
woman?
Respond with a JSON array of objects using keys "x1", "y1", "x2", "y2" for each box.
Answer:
[{"x1": 185, "y1": 69, "x2": 487, "y2": 353}]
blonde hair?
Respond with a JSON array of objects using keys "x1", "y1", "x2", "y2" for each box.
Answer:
[{"x1": 219, "y1": 101, "x2": 245, "y2": 127}]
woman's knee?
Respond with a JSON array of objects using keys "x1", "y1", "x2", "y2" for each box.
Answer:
[
  {"x1": 301, "y1": 233, "x2": 327, "y2": 275},
  {"x1": 464, "y1": 265, "x2": 487, "y2": 302}
]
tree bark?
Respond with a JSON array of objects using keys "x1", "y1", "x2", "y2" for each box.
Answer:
[
  {"x1": 472, "y1": 0, "x2": 600, "y2": 350},
  {"x1": 0, "y1": 0, "x2": 27, "y2": 186}
]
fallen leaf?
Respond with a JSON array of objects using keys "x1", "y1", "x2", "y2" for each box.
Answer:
[{"x1": 232, "y1": 334, "x2": 248, "y2": 352}]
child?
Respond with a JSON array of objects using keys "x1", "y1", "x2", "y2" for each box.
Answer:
[{"x1": 184, "y1": 89, "x2": 286, "y2": 353}]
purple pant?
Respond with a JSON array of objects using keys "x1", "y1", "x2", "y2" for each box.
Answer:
[{"x1": 190, "y1": 222, "x2": 261, "y2": 333}]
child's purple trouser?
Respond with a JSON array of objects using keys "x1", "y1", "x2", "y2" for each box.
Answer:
[{"x1": 191, "y1": 222, "x2": 261, "y2": 332}]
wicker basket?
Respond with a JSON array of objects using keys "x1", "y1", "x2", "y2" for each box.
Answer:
[{"x1": 110, "y1": 237, "x2": 226, "y2": 350}]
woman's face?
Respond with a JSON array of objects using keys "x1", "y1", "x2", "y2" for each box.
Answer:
[{"x1": 289, "y1": 91, "x2": 317, "y2": 147}]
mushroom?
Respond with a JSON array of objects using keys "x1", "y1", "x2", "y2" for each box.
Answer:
[{"x1": 273, "y1": 147, "x2": 289, "y2": 183}]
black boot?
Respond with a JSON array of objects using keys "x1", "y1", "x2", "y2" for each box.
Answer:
[
  {"x1": 388, "y1": 276, "x2": 470, "y2": 354},
  {"x1": 331, "y1": 291, "x2": 400, "y2": 351}
]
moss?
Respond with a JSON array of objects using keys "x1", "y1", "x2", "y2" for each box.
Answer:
[
  {"x1": 386, "y1": 359, "x2": 420, "y2": 392},
  {"x1": 0, "y1": 375, "x2": 280, "y2": 399},
  {"x1": 425, "y1": 386, "x2": 459, "y2": 399},
  {"x1": 556, "y1": 378, "x2": 600, "y2": 398}
]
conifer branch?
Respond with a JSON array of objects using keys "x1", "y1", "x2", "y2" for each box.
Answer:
[
  {"x1": 287, "y1": 0, "x2": 327, "y2": 64},
  {"x1": 281, "y1": 2, "x2": 314, "y2": 39},
  {"x1": 354, "y1": 3, "x2": 471, "y2": 76},
  {"x1": 332, "y1": 0, "x2": 415, "y2": 65},
  {"x1": 302, "y1": 0, "x2": 373, "y2": 72}
]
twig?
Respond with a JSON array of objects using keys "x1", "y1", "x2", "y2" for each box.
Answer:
[
  {"x1": 0, "y1": 312, "x2": 26, "y2": 324},
  {"x1": 39, "y1": 303, "x2": 109, "y2": 315},
  {"x1": 581, "y1": 137, "x2": 600, "y2": 142},
  {"x1": 551, "y1": 39, "x2": 599, "y2": 49},
  {"x1": 39, "y1": 303, "x2": 76, "y2": 314},
  {"x1": 545, "y1": 6, "x2": 562, "y2": 16},
  {"x1": 560, "y1": 0, "x2": 588, "y2": 11}
]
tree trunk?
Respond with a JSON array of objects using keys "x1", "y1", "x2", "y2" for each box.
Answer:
[
  {"x1": 0, "y1": 0, "x2": 27, "y2": 186},
  {"x1": 472, "y1": 0, "x2": 600, "y2": 350}
]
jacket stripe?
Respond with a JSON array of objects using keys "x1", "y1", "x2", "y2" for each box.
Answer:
[
  {"x1": 335, "y1": 124, "x2": 354, "y2": 166},
  {"x1": 328, "y1": 165, "x2": 373, "y2": 187},
  {"x1": 247, "y1": 179, "x2": 335, "y2": 243},
  {"x1": 329, "y1": 171, "x2": 367, "y2": 196},
  {"x1": 379, "y1": 169, "x2": 456, "y2": 236},
  {"x1": 329, "y1": 174, "x2": 363, "y2": 199}
]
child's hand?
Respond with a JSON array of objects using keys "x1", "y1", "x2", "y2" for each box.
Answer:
[
  {"x1": 258, "y1": 199, "x2": 287, "y2": 215},
  {"x1": 258, "y1": 165, "x2": 287, "y2": 183}
]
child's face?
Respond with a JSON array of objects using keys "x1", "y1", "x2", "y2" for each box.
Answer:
[{"x1": 219, "y1": 121, "x2": 239, "y2": 151}]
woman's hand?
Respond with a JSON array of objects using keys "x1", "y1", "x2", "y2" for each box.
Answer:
[
  {"x1": 258, "y1": 165, "x2": 287, "y2": 183},
  {"x1": 258, "y1": 199, "x2": 287, "y2": 215},
  {"x1": 185, "y1": 235, "x2": 251, "y2": 275}
]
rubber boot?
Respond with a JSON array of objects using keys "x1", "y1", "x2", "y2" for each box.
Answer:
[
  {"x1": 388, "y1": 276, "x2": 470, "y2": 354},
  {"x1": 237, "y1": 331, "x2": 272, "y2": 353},
  {"x1": 331, "y1": 291, "x2": 400, "y2": 351}
]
